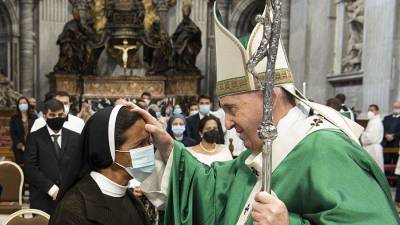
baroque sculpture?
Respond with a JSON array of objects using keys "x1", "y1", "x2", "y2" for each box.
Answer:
[
  {"x1": 53, "y1": 0, "x2": 202, "y2": 76},
  {"x1": 342, "y1": 0, "x2": 364, "y2": 73},
  {"x1": 0, "y1": 73, "x2": 21, "y2": 108},
  {"x1": 171, "y1": 0, "x2": 202, "y2": 72}
]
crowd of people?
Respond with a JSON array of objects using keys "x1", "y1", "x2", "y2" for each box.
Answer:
[
  {"x1": 5, "y1": 89, "x2": 400, "y2": 224},
  {"x1": 6, "y1": 90, "x2": 246, "y2": 224},
  {"x1": 326, "y1": 93, "x2": 400, "y2": 210}
]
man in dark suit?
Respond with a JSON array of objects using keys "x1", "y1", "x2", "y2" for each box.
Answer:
[
  {"x1": 24, "y1": 99, "x2": 82, "y2": 214},
  {"x1": 382, "y1": 102, "x2": 400, "y2": 162},
  {"x1": 187, "y1": 95, "x2": 224, "y2": 144}
]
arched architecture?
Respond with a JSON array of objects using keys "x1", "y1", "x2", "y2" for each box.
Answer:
[
  {"x1": 0, "y1": 0, "x2": 19, "y2": 85},
  {"x1": 229, "y1": 0, "x2": 264, "y2": 38},
  {"x1": 229, "y1": 0, "x2": 290, "y2": 51}
]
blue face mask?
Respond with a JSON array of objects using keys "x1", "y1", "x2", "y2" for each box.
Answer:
[
  {"x1": 199, "y1": 104, "x2": 210, "y2": 115},
  {"x1": 171, "y1": 125, "x2": 185, "y2": 135},
  {"x1": 19, "y1": 103, "x2": 29, "y2": 113},
  {"x1": 115, "y1": 144, "x2": 155, "y2": 182},
  {"x1": 166, "y1": 108, "x2": 172, "y2": 115},
  {"x1": 156, "y1": 111, "x2": 161, "y2": 118},
  {"x1": 189, "y1": 110, "x2": 199, "y2": 116},
  {"x1": 174, "y1": 107, "x2": 182, "y2": 115}
]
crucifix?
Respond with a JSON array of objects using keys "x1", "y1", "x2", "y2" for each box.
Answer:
[{"x1": 113, "y1": 39, "x2": 137, "y2": 75}]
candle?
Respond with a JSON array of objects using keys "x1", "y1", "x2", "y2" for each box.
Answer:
[{"x1": 302, "y1": 82, "x2": 307, "y2": 97}]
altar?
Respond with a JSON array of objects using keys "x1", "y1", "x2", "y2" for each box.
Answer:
[
  {"x1": 50, "y1": 74, "x2": 201, "y2": 99},
  {"x1": 50, "y1": 0, "x2": 203, "y2": 100}
]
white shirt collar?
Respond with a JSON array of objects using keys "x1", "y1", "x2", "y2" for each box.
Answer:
[
  {"x1": 47, "y1": 125, "x2": 62, "y2": 136},
  {"x1": 199, "y1": 112, "x2": 208, "y2": 120},
  {"x1": 245, "y1": 106, "x2": 307, "y2": 177},
  {"x1": 90, "y1": 171, "x2": 128, "y2": 197}
]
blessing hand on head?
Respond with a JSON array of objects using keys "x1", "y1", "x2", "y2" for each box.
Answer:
[{"x1": 129, "y1": 103, "x2": 174, "y2": 162}]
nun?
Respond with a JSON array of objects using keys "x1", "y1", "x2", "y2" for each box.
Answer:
[{"x1": 49, "y1": 105, "x2": 152, "y2": 225}]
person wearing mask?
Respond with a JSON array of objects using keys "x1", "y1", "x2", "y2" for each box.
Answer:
[
  {"x1": 141, "y1": 92, "x2": 152, "y2": 106},
  {"x1": 187, "y1": 95, "x2": 224, "y2": 144},
  {"x1": 187, "y1": 115, "x2": 232, "y2": 166},
  {"x1": 9, "y1": 97, "x2": 38, "y2": 165},
  {"x1": 188, "y1": 102, "x2": 199, "y2": 117},
  {"x1": 166, "y1": 114, "x2": 196, "y2": 147},
  {"x1": 138, "y1": 6, "x2": 398, "y2": 224},
  {"x1": 361, "y1": 104, "x2": 384, "y2": 171},
  {"x1": 24, "y1": 99, "x2": 82, "y2": 214},
  {"x1": 382, "y1": 102, "x2": 400, "y2": 150},
  {"x1": 49, "y1": 105, "x2": 151, "y2": 225},
  {"x1": 173, "y1": 104, "x2": 183, "y2": 115},
  {"x1": 31, "y1": 91, "x2": 85, "y2": 134},
  {"x1": 29, "y1": 97, "x2": 43, "y2": 118}
]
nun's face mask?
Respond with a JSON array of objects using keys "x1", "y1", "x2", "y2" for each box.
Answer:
[{"x1": 115, "y1": 120, "x2": 155, "y2": 182}]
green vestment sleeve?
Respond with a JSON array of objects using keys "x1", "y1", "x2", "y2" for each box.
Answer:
[
  {"x1": 164, "y1": 141, "x2": 256, "y2": 225},
  {"x1": 273, "y1": 130, "x2": 399, "y2": 225}
]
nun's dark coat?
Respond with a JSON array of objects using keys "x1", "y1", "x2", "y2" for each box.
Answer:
[{"x1": 49, "y1": 174, "x2": 150, "y2": 225}]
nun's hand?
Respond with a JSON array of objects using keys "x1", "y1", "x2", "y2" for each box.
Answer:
[{"x1": 131, "y1": 104, "x2": 173, "y2": 161}]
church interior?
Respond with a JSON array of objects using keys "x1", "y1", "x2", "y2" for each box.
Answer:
[{"x1": 1, "y1": 0, "x2": 400, "y2": 223}]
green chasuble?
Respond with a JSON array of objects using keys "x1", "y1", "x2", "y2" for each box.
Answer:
[{"x1": 164, "y1": 129, "x2": 399, "y2": 225}]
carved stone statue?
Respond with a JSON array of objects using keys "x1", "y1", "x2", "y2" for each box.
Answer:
[
  {"x1": 54, "y1": 0, "x2": 104, "y2": 75},
  {"x1": 171, "y1": 0, "x2": 202, "y2": 72},
  {"x1": 342, "y1": 0, "x2": 364, "y2": 73},
  {"x1": 0, "y1": 74, "x2": 21, "y2": 108},
  {"x1": 143, "y1": 19, "x2": 173, "y2": 74},
  {"x1": 53, "y1": 17, "x2": 90, "y2": 74}
]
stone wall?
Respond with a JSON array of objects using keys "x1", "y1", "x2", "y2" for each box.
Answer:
[{"x1": 37, "y1": 0, "x2": 70, "y2": 100}]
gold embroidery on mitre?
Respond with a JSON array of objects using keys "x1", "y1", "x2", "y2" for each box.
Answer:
[{"x1": 216, "y1": 69, "x2": 294, "y2": 97}]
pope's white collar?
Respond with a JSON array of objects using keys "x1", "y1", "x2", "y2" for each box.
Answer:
[{"x1": 245, "y1": 106, "x2": 307, "y2": 176}]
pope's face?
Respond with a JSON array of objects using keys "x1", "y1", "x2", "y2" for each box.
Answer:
[{"x1": 219, "y1": 91, "x2": 264, "y2": 151}]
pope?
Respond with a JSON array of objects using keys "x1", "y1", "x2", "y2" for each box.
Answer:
[{"x1": 135, "y1": 3, "x2": 399, "y2": 225}]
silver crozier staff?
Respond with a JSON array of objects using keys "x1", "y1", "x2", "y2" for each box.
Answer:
[{"x1": 246, "y1": 0, "x2": 282, "y2": 193}]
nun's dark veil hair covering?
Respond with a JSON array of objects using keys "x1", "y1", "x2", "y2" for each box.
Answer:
[{"x1": 79, "y1": 105, "x2": 141, "y2": 177}]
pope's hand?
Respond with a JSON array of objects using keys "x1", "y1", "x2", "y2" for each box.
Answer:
[
  {"x1": 129, "y1": 103, "x2": 173, "y2": 162},
  {"x1": 252, "y1": 192, "x2": 289, "y2": 225}
]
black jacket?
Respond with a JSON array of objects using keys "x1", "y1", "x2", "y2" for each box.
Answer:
[
  {"x1": 9, "y1": 114, "x2": 37, "y2": 164},
  {"x1": 187, "y1": 114, "x2": 202, "y2": 143},
  {"x1": 24, "y1": 126, "x2": 82, "y2": 214},
  {"x1": 49, "y1": 175, "x2": 150, "y2": 225},
  {"x1": 381, "y1": 114, "x2": 400, "y2": 147}
]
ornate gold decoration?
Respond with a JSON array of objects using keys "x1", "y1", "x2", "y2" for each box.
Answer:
[
  {"x1": 216, "y1": 68, "x2": 293, "y2": 97},
  {"x1": 143, "y1": 0, "x2": 160, "y2": 33}
]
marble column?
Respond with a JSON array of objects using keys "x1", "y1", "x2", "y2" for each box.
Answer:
[
  {"x1": 156, "y1": 0, "x2": 169, "y2": 31},
  {"x1": 205, "y1": 1, "x2": 216, "y2": 96},
  {"x1": 218, "y1": 0, "x2": 230, "y2": 26},
  {"x1": 19, "y1": 0, "x2": 35, "y2": 97},
  {"x1": 280, "y1": 0, "x2": 290, "y2": 53},
  {"x1": 362, "y1": 0, "x2": 397, "y2": 114}
]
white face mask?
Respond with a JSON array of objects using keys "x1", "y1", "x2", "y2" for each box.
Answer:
[
  {"x1": 189, "y1": 110, "x2": 199, "y2": 116},
  {"x1": 367, "y1": 111, "x2": 375, "y2": 120},
  {"x1": 115, "y1": 144, "x2": 155, "y2": 182},
  {"x1": 144, "y1": 99, "x2": 151, "y2": 106},
  {"x1": 64, "y1": 105, "x2": 70, "y2": 115},
  {"x1": 199, "y1": 104, "x2": 210, "y2": 115}
]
